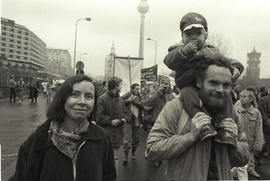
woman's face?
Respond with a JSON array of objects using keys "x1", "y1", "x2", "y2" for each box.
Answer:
[
  {"x1": 64, "y1": 80, "x2": 95, "y2": 122},
  {"x1": 239, "y1": 91, "x2": 252, "y2": 106}
]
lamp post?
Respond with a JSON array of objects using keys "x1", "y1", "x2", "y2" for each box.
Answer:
[
  {"x1": 147, "y1": 38, "x2": 157, "y2": 65},
  {"x1": 137, "y1": 0, "x2": 149, "y2": 68},
  {"x1": 73, "y1": 18, "x2": 91, "y2": 73},
  {"x1": 80, "y1": 53, "x2": 88, "y2": 61}
]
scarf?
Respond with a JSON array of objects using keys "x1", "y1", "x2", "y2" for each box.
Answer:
[{"x1": 49, "y1": 120, "x2": 89, "y2": 159}]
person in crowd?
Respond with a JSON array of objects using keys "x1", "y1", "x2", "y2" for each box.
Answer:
[
  {"x1": 146, "y1": 52, "x2": 249, "y2": 180},
  {"x1": 246, "y1": 86, "x2": 263, "y2": 112},
  {"x1": 121, "y1": 83, "x2": 144, "y2": 165},
  {"x1": 232, "y1": 90, "x2": 264, "y2": 179},
  {"x1": 42, "y1": 79, "x2": 47, "y2": 98},
  {"x1": 259, "y1": 86, "x2": 268, "y2": 98},
  {"x1": 8, "y1": 75, "x2": 17, "y2": 102},
  {"x1": 163, "y1": 12, "x2": 244, "y2": 142},
  {"x1": 143, "y1": 81, "x2": 174, "y2": 132},
  {"x1": 16, "y1": 77, "x2": 25, "y2": 103},
  {"x1": 246, "y1": 86, "x2": 268, "y2": 166},
  {"x1": 42, "y1": 78, "x2": 48, "y2": 100},
  {"x1": 261, "y1": 87, "x2": 270, "y2": 158},
  {"x1": 96, "y1": 76, "x2": 127, "y2": 172},
  {"x1": 98, "y1": 81, "x2": 107, "y2": 97},
  {"x1": 46, "y1": 78, "x2": 54, "y2": 103},
  {"x1": 28, "y1": 78, "x2": 39, "y2": 104},
  {"x1": 9, "y1": 75, "x2": 116, "y2": 181},
  {"x1": 231, "y1": 83, "x2": 240, "y2": 104}
]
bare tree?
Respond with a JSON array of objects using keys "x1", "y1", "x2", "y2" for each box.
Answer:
[{"x1": 207, "y1": 32, "x2": 233, "y2": 57}]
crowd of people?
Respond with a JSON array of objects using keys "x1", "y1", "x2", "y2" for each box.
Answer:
[
  {"x1": 7, "y1": 76, "x2": 65, "y2": 104},
  {"x1": 8, "y1": 12, "x2": 270, "y2": 181}
]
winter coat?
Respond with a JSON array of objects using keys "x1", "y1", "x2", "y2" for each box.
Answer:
[
  {"x1": 146, "y1": 98, "x2": 250, "y2": 181},
  {"x1": 9, "y1": 120, "x2": 116, "y2": 181},
  {"x1": 8, "y1": 79, "x2": 17, "y2": 88},
  {"x1": 122, "y1": 92, "x2": 144, "y2": 123},
  {"x1": 96, "y1": 91, "x2": 126, "y2": 148},
  {"x1": 261, "y1": 95, "x2": 270, "y2": 126},
  {"x1": 234, "y1": 101, "x2": 264, "y2": 152},
  {"x1": 163, "y1": 43, "x2": 244, "y2": 89}
]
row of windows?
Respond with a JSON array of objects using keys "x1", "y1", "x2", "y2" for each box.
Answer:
[
  {"x1": 1, "y1": 43, "x2": 46, "y2": 60},
  {"x1": 31, "y1": 43, "x2": 46, "y2": 55},
  {"x1": 1, "y1": 43, "x2": 29, "y2": 50},
  {"x1": 1, "y1": 26, "x2": 29, "y2": 35},
  {"x1": 1, "y1": 38, "x2": 29, "y2": 45},
  {"x1": 0, "y1": 48, "x2": 28, "y2": 55},
  {"x1": 32, "y1": 38, "x2": 45, "y2": 48},
  {"x1": 1, "y1": 32, "x2": 29, "y2": 40},
  {"x1": 1, "y1": 53, "x2": 28, "y2": 60}
]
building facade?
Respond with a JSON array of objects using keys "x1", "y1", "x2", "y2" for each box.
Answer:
[
  {"x1": 104, "y1": 43, "x2": 116, "y2": 80},
  {"x1": 47, "y1": 48, "x2": 73, "y2": 78},
  {"x1": 0, "y1": 17, "x2": 48, "y2": 98},
  {"x1": 0, "y1": 17, "x2": 47, "y2": 70}
]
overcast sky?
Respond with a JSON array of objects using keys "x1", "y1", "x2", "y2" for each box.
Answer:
[{"x1": 2, "y1": 0, "x2": 270, "y2": 78}]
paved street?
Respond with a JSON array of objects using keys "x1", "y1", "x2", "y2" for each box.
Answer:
[
  {"x1": 0, "y1": 96, "x2": 47, "y2": 180},
  {"x1": 1, "y1": 96, "x2": 270, "y2": 180}
]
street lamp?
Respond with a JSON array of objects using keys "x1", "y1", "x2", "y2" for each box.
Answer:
[
  {"x1": 80, "y1": 53, "x2": 88, "y2": 61},
  {"x1": 73, "y1": 18, "x2": 91, "y2": 73},
  {"x1": 147, "y1": 37, "x2": 157, "y2": 65}
]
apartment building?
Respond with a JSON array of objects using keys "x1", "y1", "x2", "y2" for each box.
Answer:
[{"x1": 0, "y1": 17, "x2": 47, "y2": 70}]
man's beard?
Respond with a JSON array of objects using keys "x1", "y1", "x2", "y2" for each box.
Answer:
[{"x1": 199, "y1": 88, "x2": 226, "y2": 114}]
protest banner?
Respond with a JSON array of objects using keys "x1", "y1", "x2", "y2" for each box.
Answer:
[{"x1": 113, "y1": 56, "x2": 143, "y2": 95}]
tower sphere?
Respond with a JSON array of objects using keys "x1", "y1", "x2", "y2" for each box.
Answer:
[{"x1": 137, "y1": 0, "x2": 149, "y2": 14}]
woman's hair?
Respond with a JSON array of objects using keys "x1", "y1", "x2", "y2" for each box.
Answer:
[
  {"x1": 240, "y1": 89, "x2": 258, "y2": 108},
  {"x1": 47, "y1": 75, "x2": 98, "y2": 122}
]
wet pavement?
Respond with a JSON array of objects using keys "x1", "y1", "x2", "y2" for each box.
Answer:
[
  {"x1": 0, "y1": 97, "x2": 47, "y2": 181},
  {"x1": 1, "y1": 96, "x2": 270, "y2": 180}
]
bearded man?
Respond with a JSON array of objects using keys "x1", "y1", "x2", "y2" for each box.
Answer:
[{"x1": 146, "y1": 52, "x2": 250, "y2": 180}]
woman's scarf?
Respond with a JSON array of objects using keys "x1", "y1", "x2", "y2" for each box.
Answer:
[{"x1": 49, "y1": 120, "x2": 89, "y2": 159}]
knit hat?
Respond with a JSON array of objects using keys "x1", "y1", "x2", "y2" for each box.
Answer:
[{"x1": 180, "y1": 12, "x2": 208, "y2": 32}]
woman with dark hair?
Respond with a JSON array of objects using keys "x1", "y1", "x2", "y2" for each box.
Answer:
[{"x1": 10, "y1": 75, "x2": 116, "y2": 181}]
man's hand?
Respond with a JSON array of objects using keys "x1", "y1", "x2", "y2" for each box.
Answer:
[
  {"x1": 190, "y1": 112, "x2": 212, "y2": 141},
  {"x1": 220, "y1": 118, "x2": 238, "y2": 138},
  {"x1": 182, "y1": 40, "x2": 197, "y2": 55},
  {"x1": 112, "y1": 119, "x2": 121, "y2": 126},
  {"x1": 128, "y1": 95, "x2": 136, "y2": 103}
]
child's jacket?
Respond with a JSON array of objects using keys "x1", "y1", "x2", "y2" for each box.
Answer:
[{"x1": 163, "y1": 43, "x2": 244, "y2": 89}]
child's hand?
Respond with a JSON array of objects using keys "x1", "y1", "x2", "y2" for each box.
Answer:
[{"x1": 183, "y1": 40, "x2": 197, "y2": 55}]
